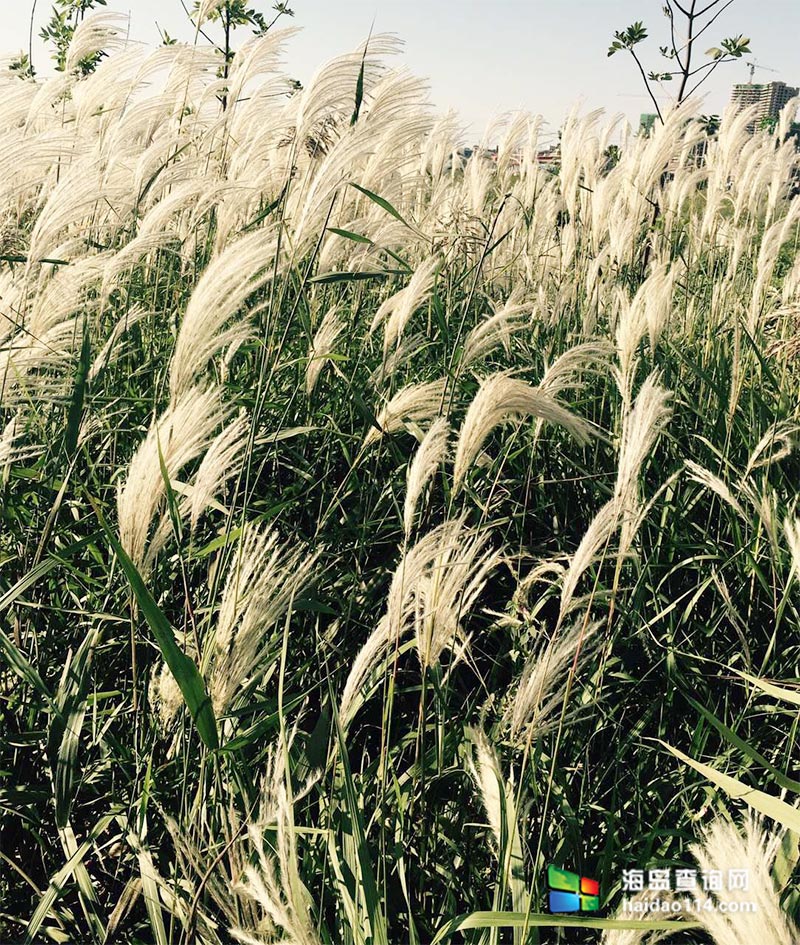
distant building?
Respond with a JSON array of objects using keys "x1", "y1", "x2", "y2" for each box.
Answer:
[
  {"x1": 535, "y1": 145, "x2": 560, "y2": 169},
  {"x1": 730, "y1": 81, "x2": 799, "y2": 132},
  {"x1": 639, "y1": 113, "x2": 658, "y2": 136}
]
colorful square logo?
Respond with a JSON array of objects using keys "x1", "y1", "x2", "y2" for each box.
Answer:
[{"x1": 547, "y1": 865, "x2": 600, "y2": 913}]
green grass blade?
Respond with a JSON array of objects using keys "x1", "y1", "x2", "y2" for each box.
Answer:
[
  {"x1": 330, "y1": 690, "x2": 388, "y2": 945},
  {"x1": 87, "y1": 495, "x2": 219, "y2": 751},
  {"x1": 64, "y1": 322, "x2": 91, "y2": 457},
  {"x1": 430, "y1": 910, "x2": 698, "y2": 944},
  {"x1": 24, "y1": 814, "x2": 114, "y2": 945},
  {"x1": 733, "y1": 669, "x2": 800, "y2": 707},
  {"x1": 327, "y1": 227, "x2": 372, "y2": 244},
  {"x1": 662, "y1": 742, "x2": 800, "y2": 833},
  {"x1": 350, "y1": 182, "x2": 414, "y2": 230}
]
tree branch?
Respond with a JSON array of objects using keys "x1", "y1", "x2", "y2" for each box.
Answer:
[
  {"x1": 629, "y1": 48, "x2": 664, "y2": 123},
  {"x1": 687, "y1": 0, "x2": 738, "y2": 47},
  {"x1": 684, "y1": 54, "x2": 729, "y2": 99},
  {"x1": 696, "y1": 0, "x2": 730, "y2": 16},
  {"x1": 664, "y1": 1, "x2": 685, "y2": 75},
  {"x1": 677, "y1": 0, "x2": 698, "y2": 103}
]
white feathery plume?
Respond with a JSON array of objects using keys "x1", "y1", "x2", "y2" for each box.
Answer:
[
  {"x1": 532, "y1": 339, "x2": 614, "y2": 441},
  {"x1": 147, "y1": 659, "x2": 185, "y2": 731},
  {"x1": 210, "y1": 524, "x2": 317, "y2": 715},
  {"x1": 412, "y1": 524, "x2": 501, "y2": 671},
  {"x1": 306, "y1": 304, "x2": 346, "y2": 395},
  {"x1": 783, "y1": 517, "x2": 800, "y2": 583},
  {"x1": 99, "y1": 231, "x2": 182, "y2": 302},
  {"x1": 505, "y1": 618, "x2": 600, "y2": 744},
  {"x1": 26, "y1": 163, "x2": 118, "y2": 264},
  {"x1": 558, "y1": 500, "x2": 619, "y2": 619},
  {"x1": 294, "y1": 34, "x2": 402, "y2": 146},
  {"x1": 684, "y1": 460, "x2": 746, "y2": 519},
  {"x1": 116, "y1": 385, "x2": 225, "y2": 570},
  {"x1": 465, "y1": 727, "x2": 518, "y2": 853},
  {"x1": 0, "y1": 249, "x2": 106, "y2": 398},
  {"x1": 170, "y1": 228, "x2": 277, "y2": 398},
  {"x1": 460, "y1": 294, "x2": 530, "y2": 369},
  {"x1": 465, "y1": 727, "x2": 526, "y2": 915},
  {"x1": 184, "y1": 411, "x2": 249, "y2": 531},
  {"x1": 749, "y1": 202, "x2": 800, "y2": 334},
  {"x1": 615, "y1": 374, "x2": 672, "y2": 516},
  {"x1": 538, "y1": 341, "x2": 615, "y2": 397},
  {"x1": 65, "y1": 12, "x2": 129, "y2": 75},
  {"x1": 370, "y1": 255, "x2": 439, "y2": 356},
  {"x1": 223, "y1": 29, "x2": 299, "y2": 119},
  {"x1": 743, "y1": 421, "x2": 799, "y2": 477},
  {"x1": 195, "y1": 0, "x2": 227, "y2": 24},
  {"x1": 231, "y1": 743, "x2": 321, "y2": 945},
  {"x1": 383, "y1": 520, "x2": 465, "y2": 643},
  {"x1": 559, "y1": 375, "x2": 671, "y2": 618},
  {"x1": 0, "y1": 415, "x2": 27, "y2": 479},
  {"x1": 363, "y1": 377, "x2": 447, "y2": 448},
  {"x1": 88, "y1": 305, "x2": 151, "y2": 382},
  {"x1": 338, "y1": 614, "x2": 393, "y2": 731},
  {"x1": 403, "y1": 417, "x2": 449, "y2": 537},
  {"x1": 340, "y1": 518, "x2": 499, "y2": 722},
  {"x1": 685, "y1": 817, "x2": 798, "y2": 945},
  {"x1": 453, "y1": 374, "x2": 594, "y2": 493}
]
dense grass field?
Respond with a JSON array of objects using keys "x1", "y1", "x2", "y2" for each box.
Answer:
[{"x1": 2, "y1": 12, "x2": 800, "y2": 945}]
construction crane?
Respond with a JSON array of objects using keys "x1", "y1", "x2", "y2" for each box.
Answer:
[{"x1": 746, "y1": 60, "x2": 779, "y2": 83}]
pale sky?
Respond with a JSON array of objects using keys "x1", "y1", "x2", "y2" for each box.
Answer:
[{"x1": 1, "y1": 1, "x2": 798, "y2": 140}]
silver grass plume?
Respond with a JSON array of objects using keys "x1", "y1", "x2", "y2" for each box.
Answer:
[
  {"x1": 505, "y1": 617, "x2": 600, "y2": 745},
  {"x1": 370, "y1": 255, "x2": 439, "y2": 358},
  {"x1": 65, "y1": 12, "x2": 129, "y2": 75},
  {"x1": 363, "y1": 377, "x2": 447, "y2": 448},
  {"x1": 615, "y1": 373, "x2": 673, "y2": 558},
  {"x1": 339, "y1": 518, "x2": 500, "y2": 724},
  {"x1": 148, "y1": 660, "x2": 184, "y2": 731},
  {"x1": 195, "y1": 0, "x2": 229, "y2": 26},
  {"x1": 743, "y1": 421, "x2": 799, "y2": 477},
  {"x1": 559, "y1": 374, "x2": 671, "y2": 619},
  {"x1": 116, "y1": 385, "x2": 225, "y2": 571},
  {"x1": 404, "y1": 417, "x2": 449, "y2": 537},
  {"x1": 0, "y1": 416, "x2": 32, "y2": 480},
  {"x1": 453, "y1": 373, "x2": 594, "y2": 494},
  {"x1": 338, "y1": 613, "x2": 393, "y2": 731},
  {"x1": 783, "y1": 517, "x2": 800, "y2": 582},
  {"x1": 465, "y1": 727, "x2": 526, "y2": 916},
  {"x1": 306, "y1": 304, "x2": 346, "y2": 395},
  {"x1": 170, "y1": 229, "x2": 277, "y2": 398},
  {"x1": 538, "y1": 341, "x2": 615, "y2": 398},
  {"x1": 231, "y1": 742, "x2": 321, "y2": 945},
  {"x1": 684, "y1": 461, "x2": 746, "y2": 520},
  {"x1": 684, "y1": 817, "x2": 798, "y2": 945},
  {"x1": 210, "y1": 525, "x2": 318, "y2": 715},
  {"x1": 412, "y1": 522, "x2": 501, "y2": 671},
  {"x1": 465, "y1": 727, "x2": 522, "y2": 857},
  {"x1": 184, "y1": 411, "x2": 249, "y2": 531},
  {"x1": 124, "y1": 413, "x2": 247, "y2": 578},
  {"x1": 460, "y1": 294, "x2": 530, "y2": 369},
  {"x1": 294, "y1": 34, "x2": 402, "y2": 146}
]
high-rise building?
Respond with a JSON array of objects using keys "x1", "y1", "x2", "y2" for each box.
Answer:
[
  {"x1": 638, "y1": 113, "x2": 658, "y2": 136},
  {"x1": 730, "y1": 81, "x2": 799, "y2": 132}
]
